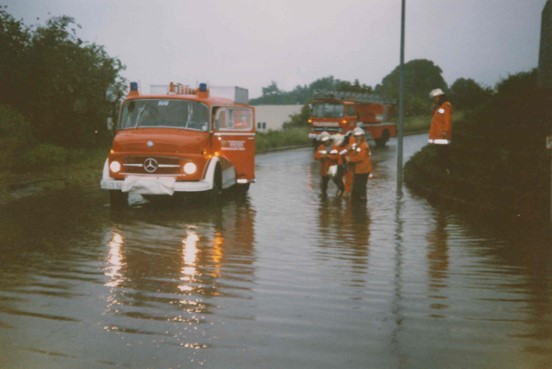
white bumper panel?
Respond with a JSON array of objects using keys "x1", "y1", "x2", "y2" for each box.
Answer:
[
  {"x1": 101, "y1": 177, "x2": 212, "y2": 193},
  {"x1": 122, "y1": 176, "x2": 176, "y2": 195}
]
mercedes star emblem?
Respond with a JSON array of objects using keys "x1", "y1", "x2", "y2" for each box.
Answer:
[{"x1": 143, "y1": 157, "x2": 158, "y2": 173}]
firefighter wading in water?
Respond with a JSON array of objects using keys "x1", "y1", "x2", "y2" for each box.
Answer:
[
  {"x1": 428, "y1": 88, "x2": 453, "y2": 173},
  {"x1": 313, "y1": 131, "x2": 335, "y2": 196},
  {"x1": 314, "y1": 128, "x2": 373, "y2": 200},
  {"x1": 347, "y1": 127, "x2": 373, "y2": 201}
]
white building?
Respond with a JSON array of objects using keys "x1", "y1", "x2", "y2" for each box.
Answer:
[{"x1": 254, "y1": 105, "x2": 303, "y2": 132}]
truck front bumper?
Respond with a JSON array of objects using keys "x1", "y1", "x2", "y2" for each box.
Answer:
[
  {"x1": 100, "y1": 176, "x2": 212, "y2": 195},
  {"x1": 100, "y1": 158, "x2": 214, "y2": 195}
]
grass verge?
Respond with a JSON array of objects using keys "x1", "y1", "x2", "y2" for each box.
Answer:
[{"x1": 0, "y1": 148, "x2": 109, "y2": 204}]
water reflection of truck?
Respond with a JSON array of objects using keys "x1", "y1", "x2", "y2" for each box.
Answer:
[
  {"x1": 101, "y1": 82, "x2": 255, "y2": 207},
  {"x1": 307, "y1": 91, "x2": 396, "y2": 147},
  {"x1": 104, "y1": 200, "x2": 256, "y2": 327}
]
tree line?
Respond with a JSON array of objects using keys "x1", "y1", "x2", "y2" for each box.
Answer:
[
  {"x1": 0, "y1": 7, "x2": 125, "y2": 170},
  {"x1": 251, "y1": 59, "x2": 493, "y2": 118}
]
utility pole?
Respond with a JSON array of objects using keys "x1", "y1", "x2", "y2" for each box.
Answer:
[
  {"x1": 397, "y1": 0, "x2": 406, "y2": 192},
  {"x1": 548, "y1": 135, "x2": 552, "y2": 224}
]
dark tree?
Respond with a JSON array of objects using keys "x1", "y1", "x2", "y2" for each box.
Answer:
[
  {"x1": 449, "y1": 78, "x2": 492, "y2": 111},
  {"x1": 0, "y1": 8, "x2": 126, "y2": 148},
  {"x1": 376, "y1": 59, "x2": 448, "y2": 115}
]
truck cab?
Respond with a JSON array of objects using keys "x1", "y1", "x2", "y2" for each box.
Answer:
[{"x1": 101, "y1": 82, "x2": 255, "y2": 207}]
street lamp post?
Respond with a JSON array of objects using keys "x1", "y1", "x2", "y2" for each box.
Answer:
[{"x1": 397, "y1": 0, "x2": 406, "y2": 192}]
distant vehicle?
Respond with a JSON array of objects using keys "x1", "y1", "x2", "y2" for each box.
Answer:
[
  {"x1": 307, "y1": 90, "x2": 396, "y2": 147},
  {"x1": 101, "y1": 82, "x2": 255, "y2": 207}
]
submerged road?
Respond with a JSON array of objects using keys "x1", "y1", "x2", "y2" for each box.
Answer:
[{"x1": 0, "y1": 134, "x2": 551, "y2": 369}]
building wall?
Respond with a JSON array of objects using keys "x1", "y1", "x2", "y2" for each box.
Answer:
[
  {"x1": 539, "y1": 0, "x2": 552, "y2": 89},
  {"x1": 254, "y1": 105, "x2": 303, "y2": 132}
]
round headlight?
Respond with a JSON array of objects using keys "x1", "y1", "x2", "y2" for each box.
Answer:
[
  {"x1": 183, "y1": 162, "x2": 197, "y2": 175},
  {"x1": 109, "y1": 161, "x2": 121, "y2": 173}
]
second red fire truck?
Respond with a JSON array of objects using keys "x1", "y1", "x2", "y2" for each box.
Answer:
[{"x1": 307, "y1": 91, "x2": 396, "y2": 147}]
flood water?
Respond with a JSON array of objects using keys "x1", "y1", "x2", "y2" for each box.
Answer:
[{"x1": 0, "y1": 134, "x2": 551, "y2": 369}]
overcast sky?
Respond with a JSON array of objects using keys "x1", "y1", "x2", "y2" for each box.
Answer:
[{"x1": 4, "y1": 0, "x2": 548, "y2": 98}]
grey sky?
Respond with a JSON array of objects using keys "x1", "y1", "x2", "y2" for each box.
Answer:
[{"x1": 4, "y1": 0, "x2": 547, "y2": 98}]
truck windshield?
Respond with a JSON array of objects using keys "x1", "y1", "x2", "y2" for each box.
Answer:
[
  {"x1": 312, "y1": 103, "x2": 344, "y2": 118},
  {"x1": 119, "y1": 99, "x2": 209, "y2": 131}
]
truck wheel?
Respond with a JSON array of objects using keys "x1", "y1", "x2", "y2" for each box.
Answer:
[
  {"x1": 375, "y1": 130, "x2": 390, "y2": 147},
  {"x1": 207, "y1": 167, "x2": 222, "y2": 204},
  {"x1": 233, "y1": 183, "x2": 250, "y2": 196},
  {"x1": 109, "y1": 191, "x2": 128, "y2": 208}
]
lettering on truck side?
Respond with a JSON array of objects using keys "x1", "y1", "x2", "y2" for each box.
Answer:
[{"x1": 221, "y1": 140, "x2": 245, "y2": 151}]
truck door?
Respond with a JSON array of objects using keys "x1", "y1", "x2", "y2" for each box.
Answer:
[{"x1": 212, "y1": 107, "x2": 256, "y2": 182}]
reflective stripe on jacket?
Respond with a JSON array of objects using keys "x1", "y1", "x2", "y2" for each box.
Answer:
[{"x1": 429, "y1": 101, "x2": 453, "y2": 144}]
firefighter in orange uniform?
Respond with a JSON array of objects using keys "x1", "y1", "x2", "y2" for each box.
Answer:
[
  {"x1": 339, "y1": 131, "x2": 354, "y2": 198},
  {"x1": 428, "y1": 88, "x2": 453, "y2": 172},
  {"x1": 314, "y1": 131, "x2": 334, "y2": 196},
  {"x1": 348, "y1": 127, "x2": 373, "y2": 201}
]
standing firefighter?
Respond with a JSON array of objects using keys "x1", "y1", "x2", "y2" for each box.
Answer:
[
  {"x1": 348, "y1": 127, "x2": 373, "y2": 201},
  {"x1": 428, "y1": 88, "x2": 453, "y2": 173},
  {"x1": 340, "y1": 131, "x2": 354, "y2": 198},
  {"x1": 314, "y1": 131, "x2": 335, "y2": 196}
]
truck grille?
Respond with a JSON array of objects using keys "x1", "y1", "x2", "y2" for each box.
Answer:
[{"x1": 123, "y1": 156, "x2": 180, "y2": 175}]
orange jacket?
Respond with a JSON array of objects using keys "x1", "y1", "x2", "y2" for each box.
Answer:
[
  {"x1": 314, "y1": 143, "x2": 336, "y2": 176},
  {"x1": 337, "y1": 142, "x2": 353, "y2": 192},
  {"x1": 429, "y1": 101, "x2": 453, "y2": 144},
  {"x1": 329, "y1": 143, "x2": 343, "y2": 165},
  {"x1": 348, "y1": 138, "x2": 372, "y2": 174}
]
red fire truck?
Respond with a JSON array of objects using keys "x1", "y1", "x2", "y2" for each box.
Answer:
[
  {"x1": 101, "y1": 82, "x2": 255, "y2": 207},
  {"x1": 307, "y1": 91, "x2": 396, "y2": 147}
]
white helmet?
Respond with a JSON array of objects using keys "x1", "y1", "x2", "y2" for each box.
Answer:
[
  {"x1": 319, "y1": 131, "x2": 330, "y2": 142},
  {"x1": 429, "y1": 88, "x2": 445, "y2": 98},
  {"x1": 353, "y1": 127, "x2": 365, "y2": 136},
  {"x1": 332, "y1": 134, "x2": 344, "y2": 145}
]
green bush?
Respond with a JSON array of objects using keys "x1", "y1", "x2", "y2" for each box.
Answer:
[
  {"x1": 0, "y1": 104, "x2": 35, "y2": 170},
  {"x1": 0, "y1": 9, "x2": 125, "y2": 149},
  {"x1": 405, "y1": 69, "x2": 549, "y2": 225},
  {"x1": 21, "y1": 144, "x2": 70, "y2": 169}
]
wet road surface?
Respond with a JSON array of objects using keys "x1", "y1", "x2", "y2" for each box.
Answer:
[{"x1": 0, "y1": 134, "x2": 551, "y2": 369}]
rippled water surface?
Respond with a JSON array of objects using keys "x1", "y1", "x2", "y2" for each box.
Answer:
[{"x1": 0, "y1": 135, "x2": 551, "y2": 369}]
